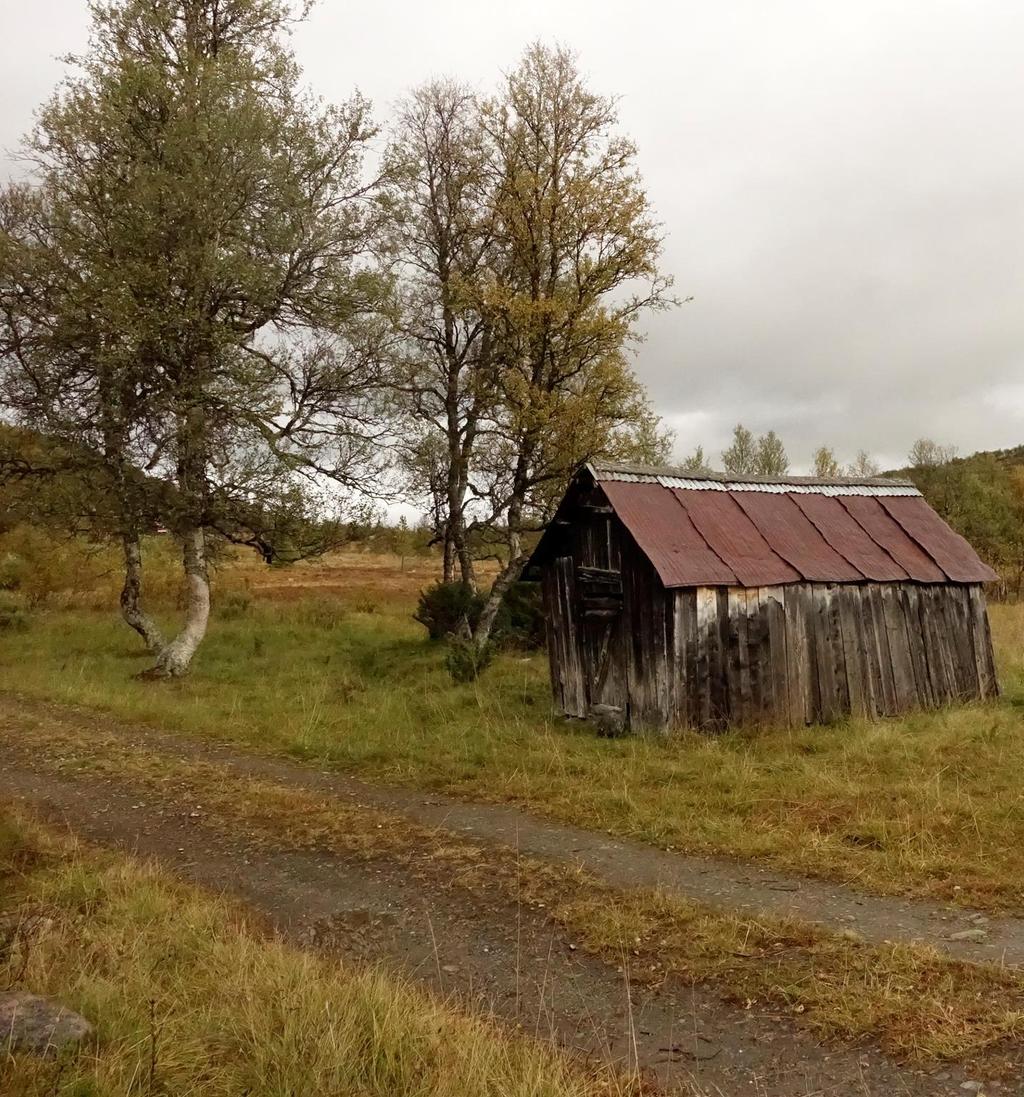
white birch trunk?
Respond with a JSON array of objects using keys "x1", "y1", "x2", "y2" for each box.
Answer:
[
  {"x1": 143, "y1": 526, "x2": 210, "y2": 678},
  {"x1": 473, "y1": 550, "x2": 529, "y2": 651},
  {"x1": 119, "y1": 535, "x2": 165, "y2": 655}
]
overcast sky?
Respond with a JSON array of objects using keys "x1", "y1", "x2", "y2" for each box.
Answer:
[{"x1": 3, "y1": 0, "x2": 1022, "y2": 472}]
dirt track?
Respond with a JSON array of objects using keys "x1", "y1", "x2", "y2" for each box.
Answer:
[{"x1": 0, "y1": 693, "x2": 1011, "y2": 1096}]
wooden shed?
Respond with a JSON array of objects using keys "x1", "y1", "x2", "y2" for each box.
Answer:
[{"x1": 526, "y1": 461, "x2": 999, "y2": 733}]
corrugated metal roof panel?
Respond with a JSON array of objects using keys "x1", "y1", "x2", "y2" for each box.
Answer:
[
  {"x1": 733, "y1": 492, "x2": 865, "y2": 581},
  {"x1": 601, "y1": 481, "x2": 737, "y2": 586},
  {"x1": 530, "y1": 463, "x2": 998, "y2": 589},
  {"x1": 653, "y1": 475, "x2": 919, "y2": 497},
  {"x1": 838, "y1": 497, "x2": 946, "y2": 582},
  {"x1": 792, "y1": 495, "x2": 910, "y2": 582},
  {"x1": 672, "y1": 489, "x2": 802, "y2": 587},
  {"x1": 879, "y1": 497, "x2": 1000, "y2": 583},
  {"x1": 589, "y1": 460, "x2": 920, "y2": 496}
]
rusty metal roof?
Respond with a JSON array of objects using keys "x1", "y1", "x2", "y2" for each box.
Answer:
[
  {"x1": 581, "y1": 463, "x2": 998, "y2": 588},
  {"x1": 601, "y1": 482, "x2": 737, "y2": 586}
]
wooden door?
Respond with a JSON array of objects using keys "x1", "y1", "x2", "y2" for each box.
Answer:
[{"x1": 577, "y1": 566, "x2": 626, "y2": 725}]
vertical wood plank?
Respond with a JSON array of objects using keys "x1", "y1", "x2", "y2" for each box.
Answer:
[
  {"x1": 967, "y1": 585, "x2": 999, "y2": 699},
  {"x1": 898, "y1": 585, "x2": 933, "y2": 709},
  {"x1": 784, "y1": 585, "x2": 811, "y2": 725},
  {"x1": 694, "y1": 587, "x2": 716, "y2": 730},
  {"x1": 556, "y1": 556, "x2": 587, "y2": 717},
  {"x1": 727, "y1": 588, "x2": 752, "y2": 725},
  {"x1": 810, "y1": 585, "x2": 839, "y2": 722},
  {"x1": 866, "y1": 585, "x2": 897, "y2": 716},
  {"x1": 919, "y1": 585, "x2": 954, "y2": 705},
  {"x1": 837, "y1": 585, "x2": 870, "y2": 719},
  {"x1": 716, "y1": 588, "x2": 732, "y2": 728},
  {"x1": 826, "y1": 584, "x2": 851, "y2": 717},
  {"x1": 745, "y1": 588, "x2": 766, "y2": 724},
  {"x1": 881, "y1": 585, "x2": 917, "y2": 712},
  {"x1": 764, "y1": 587, "x2": 790, "y2": 726}
]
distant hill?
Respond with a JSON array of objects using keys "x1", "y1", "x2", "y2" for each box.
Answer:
[
  {"x1": 886, "y1": 443, "x2": 1024, "y2": 481},
  {"x1": 886, "y1": 443, "x2": 1024, "y2": 594}
]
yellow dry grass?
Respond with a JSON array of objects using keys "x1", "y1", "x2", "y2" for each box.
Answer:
[{"x1": 0, "y1": 811, "x2": 635, "y2": 1097}]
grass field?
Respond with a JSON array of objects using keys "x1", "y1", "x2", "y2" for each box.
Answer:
[
  {"x1": 2, "y1": 546, "x2": 1024, "y2": 911},
  {"x1": 0, "y1": 810, "x2": 629, "y2": 1097}
]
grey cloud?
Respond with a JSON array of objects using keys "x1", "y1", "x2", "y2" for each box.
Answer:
[{"x1": 3, "y1": 0, "x2": 1022, "y2": 473}]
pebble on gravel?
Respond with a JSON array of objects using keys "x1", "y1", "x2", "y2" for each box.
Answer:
[
  {"x1": 0, "y1": 992, "x2": 93, "y2": 1057},
  {"x1": 949, "y1": 929, "x2": 989, "y2": 943}
]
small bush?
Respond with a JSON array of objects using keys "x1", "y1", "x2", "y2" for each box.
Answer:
[
  {"x1": 495, "y1": 582, "x2": 545, "y2": 651},
  {"x1": 0, "y1": 552, "x2": 24, "y2": 591},
  {"x1": 414, "y1": 581, "x2": 483, "y2": 640},
  {"x1": 0, "y1": 591, "x2": 30, "y2": 633},
  {"x1": 414, "y1": 579, "x2": 545, "y2": 651},
  {"x1": 445, "y1": 637, "x2": 494, "y2": 682},
  {"x1": 353, "y1": 596, "x2": 379, "y2": 615}
]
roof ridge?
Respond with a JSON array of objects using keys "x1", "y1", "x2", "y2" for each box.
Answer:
[{"x1": 587, "y1": 459, "x2": 917, "y2": 490}]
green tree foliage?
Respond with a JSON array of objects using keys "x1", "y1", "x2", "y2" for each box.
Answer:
[
  {"x1": 812, "y1": 445, "x2": 842, "y2": 478},
  {"x1": 386, "y1": 80, "x2": 496, "y2": 587},
  {"x1": 721, "y1": 424, "x2": 758, "y2": 476},
  {"x1": 721, "y1": 424, "x2": 788, "y2": 477},
  {"x1": 754, "y1": 430, "x2": 789, "y2": 476},
  {"x1": 398, "y1": 45, "x2": 675, "y2": 653},
  {"x1": 1, "y1": 0, "x2": 391, "y2": 675},
  {"x1": 679, "y1": 445, "x2": 712, "y2": 475}
]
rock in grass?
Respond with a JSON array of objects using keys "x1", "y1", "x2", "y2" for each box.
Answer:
[
  {"x1": 949, "y1": 928, "x2": 989, "y2": 943},
  {"x1": 0, "y1": 992, "x2": 93, "y2": 1057}
]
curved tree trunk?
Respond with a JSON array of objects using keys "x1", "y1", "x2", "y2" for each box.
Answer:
[
  {"x1": 119, "y1": 534, "x2": 165, "y2": 655},
  {"x1": 472, "y1": 550, "x2": 529, "y2": 651},
  {"x1": 142, "y1": 526, "x2": 209, "y2": 678}
]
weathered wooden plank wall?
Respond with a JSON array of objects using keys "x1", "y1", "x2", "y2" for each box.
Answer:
[{"x1": 651, "y1": 580, "x2": 998, "y2": 732}]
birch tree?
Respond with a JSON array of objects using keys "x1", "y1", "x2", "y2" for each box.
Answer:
[
  {"x1": 812, "y1": 445, "x2": 841, "y2": 478},
  {"x1": 386, "y1": 81, "x2": 496, "y2": 586},
  {"x1": 679, "y1": 445, "x2": 712, "y2": 475},
  {"x1": 754, "y1": 430, "x2": 789, "y2": 476},
  {"x1": 0, "y1": 183, "x2": 167, "y2": 651},
  {"x1": 721, "y1": 424, "x2": 757, "y2": 475},
  {"x1": 0, "y1": 0, "x2": 390, "y2": 676},
  {"x1": 466, "y1": 44, "x2": 673, "y2": 653},
  {"x1": 847, "y1": 450, "x2": 881, "y2": 477}
]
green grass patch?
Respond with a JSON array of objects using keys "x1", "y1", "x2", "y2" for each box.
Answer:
[{"x1": 2, "y1": 593, "x2": 1024, "y2": 909}]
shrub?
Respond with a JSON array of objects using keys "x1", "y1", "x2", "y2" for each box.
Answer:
[
  {"x1": 0, "y1": 526, "x2": 116, "y2": 608},
  {"x1": 445, "y1": 637, "x2": 495, "y2": 682},
  {"x1": 0, "y1": 552, "x2": 24, "y2": 591},
  {"x1": 0, "y1": 591, "x2": 30, "y2": 633},
  {"x1": 414, "y1": 579, "x2": 545, "y2": 651},
  {"x1": 414, "y1": 581, "x2": 483, "y2": 641},
  {"x1": 495, "y1": 582, "x2": 545, "y2": 651}
]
